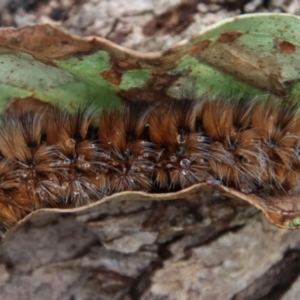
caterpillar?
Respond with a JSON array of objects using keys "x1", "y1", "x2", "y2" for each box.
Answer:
[{"x1": 0, "y1": 96, "x2": 299, "y2": 232}]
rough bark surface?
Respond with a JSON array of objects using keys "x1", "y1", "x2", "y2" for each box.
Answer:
[{"x1": 0, "y1": 1, "x2": 300, "y2": 299}]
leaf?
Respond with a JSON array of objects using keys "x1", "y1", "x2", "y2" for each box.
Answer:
[
  {"x1": 0, "y1": 13, "x2": 300, "y2": 241},
  {"x1": 4, "y1": 182, "x2": 300, "y2": 244},
  {"x1": 168, "y1": 13, "x2": 300, "y2": 98},
  {"x1": 0, "y1": 13, "x2": 299, "y2": 112}
]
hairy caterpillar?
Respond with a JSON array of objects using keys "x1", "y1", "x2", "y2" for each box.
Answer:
[{"x1": 0, "y1": 96, "x2": 299, "y2": 232}]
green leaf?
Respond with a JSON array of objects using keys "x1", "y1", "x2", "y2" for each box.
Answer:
[{"x1": 0, "y1": 13, "x2": 299, "y2": 112}]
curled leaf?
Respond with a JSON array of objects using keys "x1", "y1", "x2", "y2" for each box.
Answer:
[{"x1": 0, "y1": 13, "x2": 299, "y2": 242}]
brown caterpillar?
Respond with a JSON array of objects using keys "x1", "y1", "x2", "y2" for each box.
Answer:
[{"x1": 0, "y1": 96, "x2": 299, "y2": 232}]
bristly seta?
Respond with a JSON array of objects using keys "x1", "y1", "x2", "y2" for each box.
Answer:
[{"x1": 0, "y1": 96, "x2": 299, "y2": 231}]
